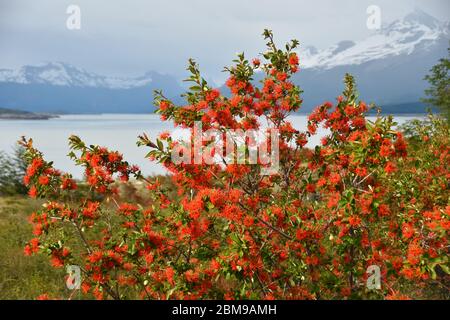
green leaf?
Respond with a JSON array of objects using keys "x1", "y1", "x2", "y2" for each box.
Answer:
[{"x1": 157, "y1": 139, "x2": 163, "y2": 150}]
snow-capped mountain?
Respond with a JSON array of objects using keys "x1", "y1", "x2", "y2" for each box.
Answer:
[
  {"x1": 0, "y1": 63, "x2": 184, "y2": 113},
  {"x1": 0, "y1": 8, "x2": 448, "y2": 114},
  {"x1": 0, "y1": 62, "x2": 153, "y2": 89},
  {"x1": 299, "y1": 8, "x2": 448, "y2": 69}
]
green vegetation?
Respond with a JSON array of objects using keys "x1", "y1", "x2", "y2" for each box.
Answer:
[
  {"x1": 0, "y1": 176, "x2": 174, "y2": 299},
  {"x1": 423, "y1": 47, "x2": 450, "y2": 121},
  {"x1": 0, "y1": 196, "x2": 66, "y2": 299},
  {"x1": 0, "y1": 146, "x2": 28, "y2": 196}
]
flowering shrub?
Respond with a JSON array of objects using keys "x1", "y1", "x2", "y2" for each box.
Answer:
[{"x1": 21, "y1": 30, "x2": 449, "y2": 300}]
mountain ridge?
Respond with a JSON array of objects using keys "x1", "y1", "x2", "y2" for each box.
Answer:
[
  {"x1": 0, "y1": 62, "x2": 155, "y2": 89},
  {"x1": 0, "y1": 8, "x2": 448, "y2": 114},
  {"x1": 298, "y1": 7, "x2": 448, "y2": 70}
]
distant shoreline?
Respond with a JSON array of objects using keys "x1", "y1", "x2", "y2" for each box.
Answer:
[
  {"x1": 0, "y1": 108, "x2": 435, "y2": 120},
  {"x1": 0, "y1": 114, "x2": 59, "y2": 120},
  {"x1": 0, "y1": 112, "x2": 431, "y2": 119},
  {"x1": 0, "y1": 108, "x2": 59, "y2": 120}
]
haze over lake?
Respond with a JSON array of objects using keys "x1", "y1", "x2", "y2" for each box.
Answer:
[{"x1": 0, "y1": 114, "x2": 424, "y2": 179}]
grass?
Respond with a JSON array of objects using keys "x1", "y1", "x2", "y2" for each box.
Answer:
[
  {"x1": 0, "y1": 177, "x2": 171, "y2": 300},
  {"x1": 0, "y1": 196, "x2": 67, "y2": 299}
]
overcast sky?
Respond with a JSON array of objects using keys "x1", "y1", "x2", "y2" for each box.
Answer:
[{"x1": 0, "y1": 0, "x2": 448, "y2": 84}]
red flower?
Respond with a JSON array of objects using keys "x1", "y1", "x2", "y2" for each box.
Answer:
[
  {"x1": 23, "y1": 175, "x2": 30, "y2": 186},
  {"x1": 159, "y1": 131, "x2": 170, "y2": 140},
  {"x1": 144, "y1": 253, "x2": 154, "y2": 265},
  {"x1": 61, "y1": 177, "x2": 77, "y2": 190},
  {"x1": 243, "y1": 216, "x2": 254, "y2": 227},
  {"x1": 33, "y1": 224, "x2": 43, "y2": 236},
  {"x1": 351, "y1": 117, "x2": 366, "y2": 128},
  {"x1": 81, "y1": 282, "x2": 91, "y2": 294},
  {"x1": 108, "y1": 152, "x2": 122, "y2": 163},
  {"x1": 27, "y1": 158, "x2": 43, "y2": 177},
  {"x1": 28, "y1": 186, "x2": 38, "y2": 198},
  {"x1": 296, "y1": 229, "x2": 309, "y2": 241},
  {"x1": 306, "y1": 184, "x2": 316, "y2": 193},
  {"x1": 83, "y1": 201, "x2": 100, "y2": 219},
  {"x1": 184, "y1": 270, "x2": 199, "y2": 283},
  {"x1": 327, "y1": 193, "x2": 340, "y2": 209},
  {"x1": 407, "y1": 242, "x2": 423, "y2": 265},
  {"x1": 36, "y1": 294, "x2": 50, "y2": 300},
  {"x1": 329, "y1": 173, "x2": 341, "y2": 185},
  {"x1": 394, "y1": 132, "x2": 407, "y2": 157},
  {"x1": 159, "y1": 100, "x2": 170, "y2": 111},
  {"x1": 24, "y1": 245, "x2": 32, "y2": 256},
  {"x1": 119, "y1": 203, "x2": 139, "y2": 216},
  {"x1": 348, "y1": 215, "x2": 361, "y2": 227},
  {"x1": 355, "y1": 167, "x2": 368, "y2": 177},
  {"x1": 205, "y1": 89, "x2": 220, "y2": 102},
  {"x1": 296, "y1": 133, "x2": 307, "y2": 147},
  {"x1": 378, "y1": 204, "x2": 391, "y2": 216},
  {"x1": 123, "y1": 262, "x2": 134, "y2": 271},
  {"x1": 62, "y1": 247, "x2": 70, "y2": 257},
  {"x1": 93, "y1": 287, "x2": 103, "y2": 300},
  {"x1": 51, "y1": 255, "x2": 64, "y2": 268},
  {"x1": 386, "y1": 292, "x2": 411, "y2": 300},
  {"x1": 38, "y1": 175, "x2": 49, "y2": 186},
  {"x1": 288, "y1": 53, "x2": 299, "y2": 66},
  {"x1": 379, "y1": 140, "x2": 393, "y2": 157},
  {"x1": 307, "y1": 123, "x2": 317, "y2": 135},
  {"x1": 165, "y1": 267, "x2": 175, "y2": 285},
  {"x1": 384, "y1": 162, "x2": 397, "y2": 174},
  {"x1": 276, "y1": 72, "x2": 287, "y2": 81},
  {"x1": 88, "y1": 251, "x2": 103, "y2": 263}
]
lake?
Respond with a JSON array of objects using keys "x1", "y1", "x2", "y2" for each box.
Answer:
[{"x1": 0, "y1": 114, "x2": 424, "y2": 179}]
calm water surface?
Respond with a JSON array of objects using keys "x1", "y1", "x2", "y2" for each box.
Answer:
[{"x1": 0, "y1": 114, "x2": 424, "y2": 178}]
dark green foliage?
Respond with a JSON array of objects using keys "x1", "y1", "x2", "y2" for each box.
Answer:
[
  {"x1": 0, "y1": 145, "x2": 28, "y2": 196},
  {"x1": 423, "y1": 46, "x2": 450, "y2": 121}
]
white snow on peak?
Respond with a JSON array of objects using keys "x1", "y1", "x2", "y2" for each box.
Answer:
[
  {"x1": 299, "y1": 8, "x2": 448, "y2": 69},
  {"x1": 0, "y1": 9, "x2": 448, "y2": 86},
  {"x1": 0, "y1": 62, "x2": 153, "y2": 89}
]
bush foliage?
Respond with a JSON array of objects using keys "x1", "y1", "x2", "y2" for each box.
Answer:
[{"x1": 19, "y1": 31, "x2": 449, "y2": 300}]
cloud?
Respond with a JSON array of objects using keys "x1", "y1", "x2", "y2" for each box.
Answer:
[{"x1": 0, "y1": 0, "x2": 448, "y2": 83}]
